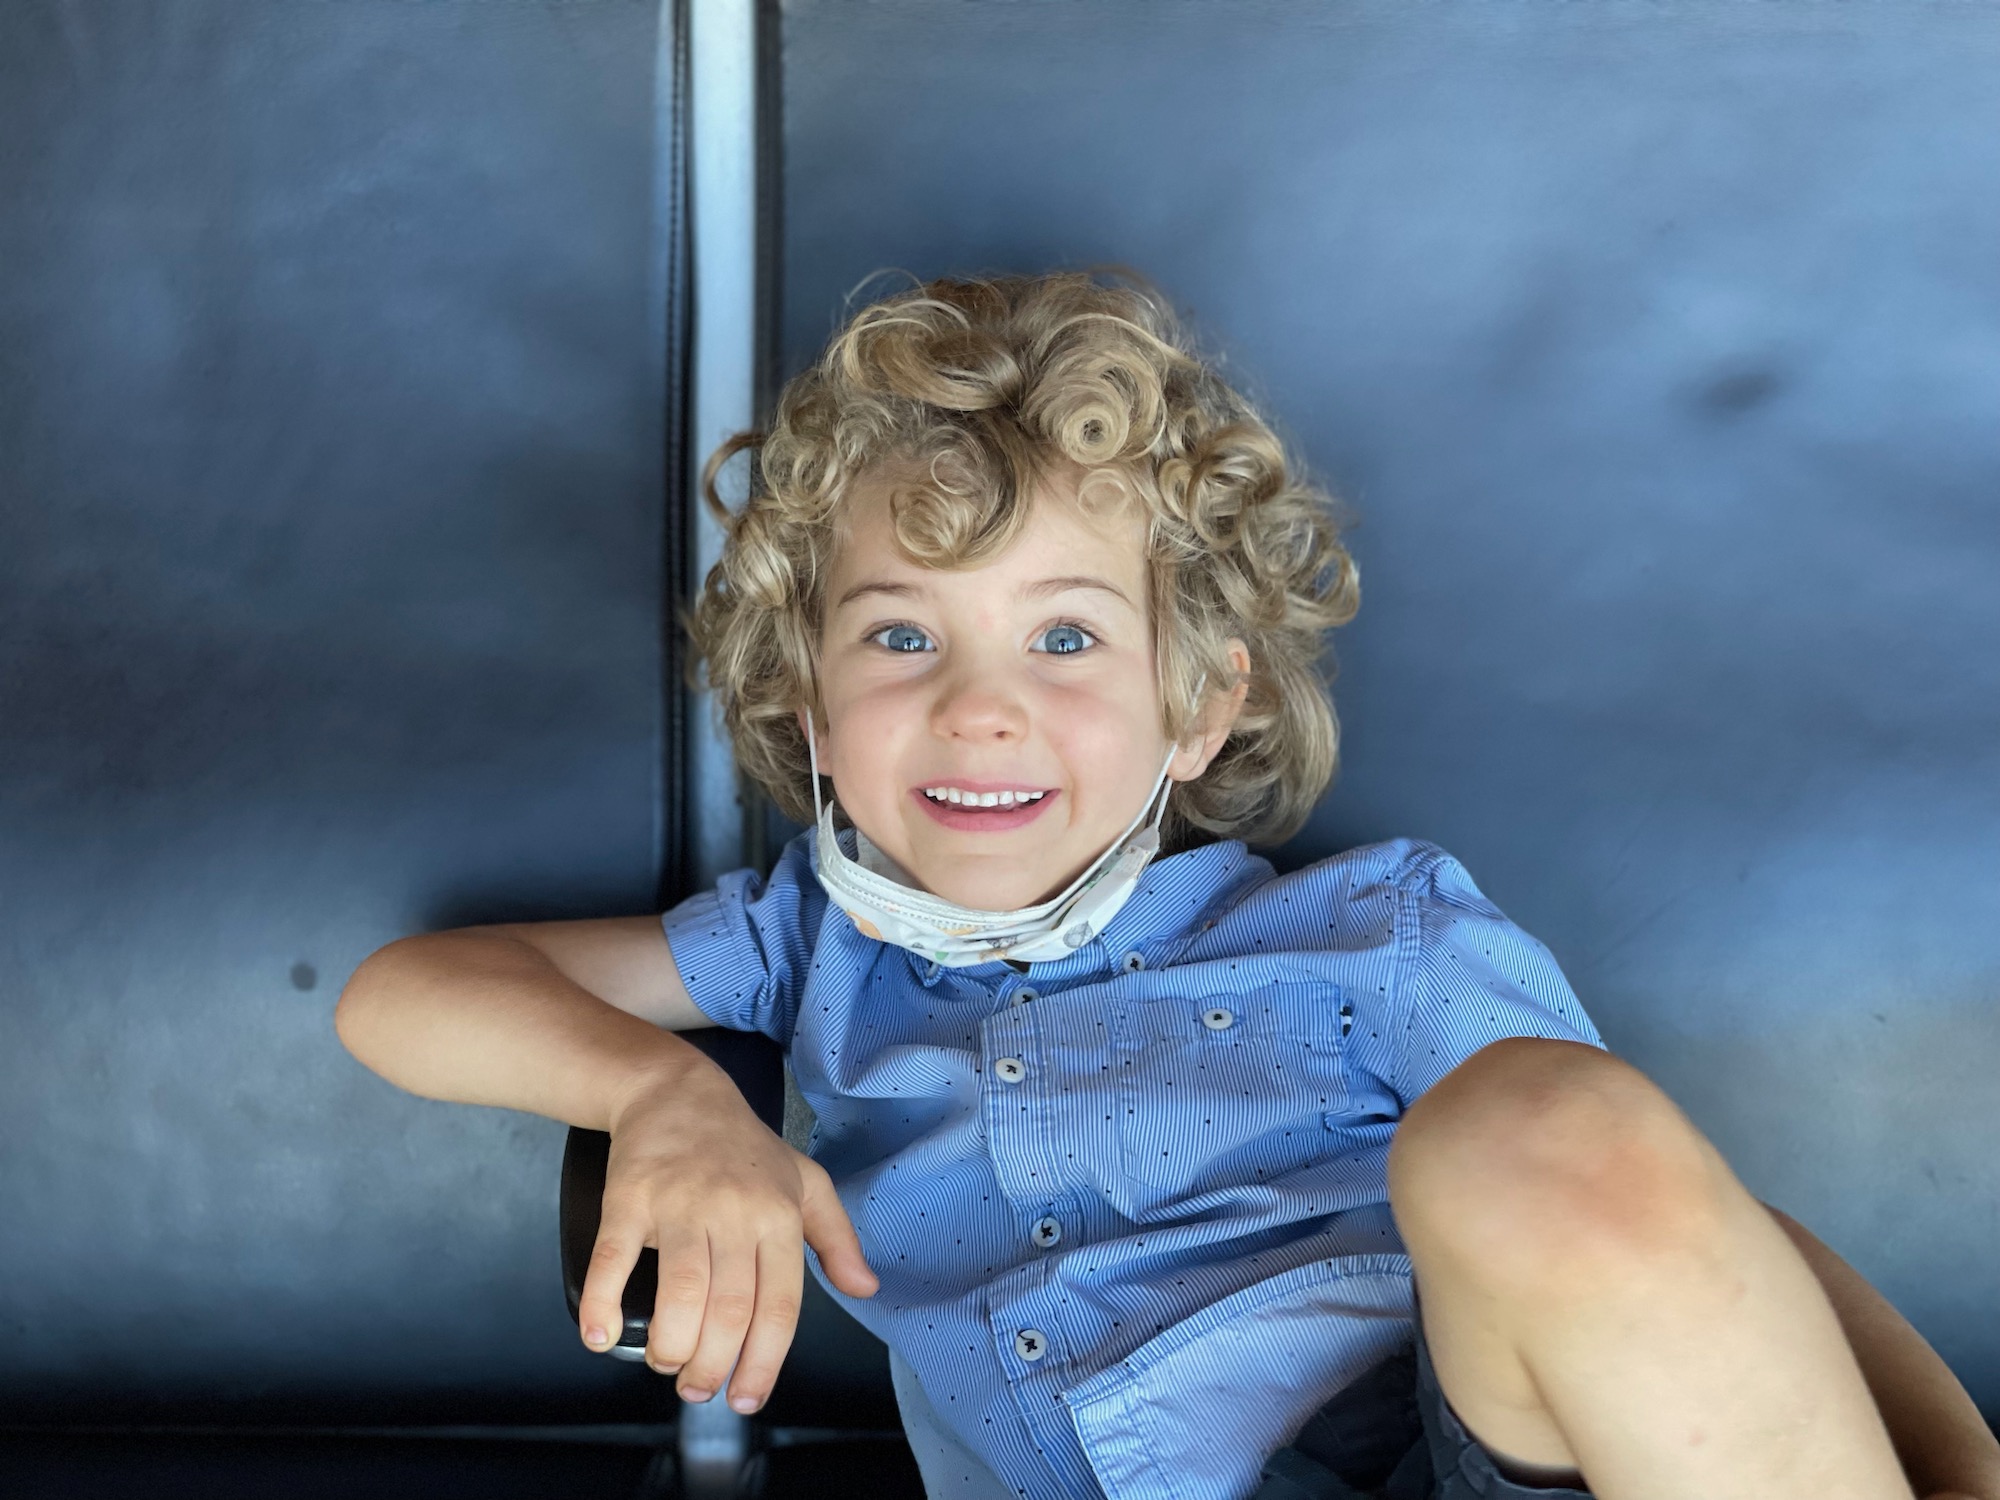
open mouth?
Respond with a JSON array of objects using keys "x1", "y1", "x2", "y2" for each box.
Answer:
[
  {"x1": 910, "y1": 784, "x2": 1058, "y2": 830},
  {"x1": 921, "y1": 786, "x2": 1048, "y2": 808}
]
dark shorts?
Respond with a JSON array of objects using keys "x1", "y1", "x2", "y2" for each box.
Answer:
[{"x1": 1253, "y1": 1293, "x2": 1595, "y2": 1500}]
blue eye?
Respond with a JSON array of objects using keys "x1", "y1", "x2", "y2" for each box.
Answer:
[
  {"x1": 1034, "y1": 624, "x2": 1095, "y2": 655},
  {"x1": 872, "y1": 624, "x2": 934, "y2": 653}
]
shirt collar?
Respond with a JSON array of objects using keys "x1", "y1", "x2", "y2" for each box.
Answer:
[{"x1": 1088, "y1": 837, "x2": 1268, "y2": 969}]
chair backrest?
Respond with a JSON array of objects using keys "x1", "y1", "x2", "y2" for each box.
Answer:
[
  {"x1": 0, "y1": 0, "x2": 697, "y2": 1427},
  {"x1": 770, "y1": 0, "x2": 2000, "y2": 1415}
]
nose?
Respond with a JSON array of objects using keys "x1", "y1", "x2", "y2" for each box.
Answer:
[{"x1": 928, "y1": 668, "x2": 1030, "y2": 745}]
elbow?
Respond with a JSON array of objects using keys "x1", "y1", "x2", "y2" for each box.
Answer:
[
  {"x1": 334, "y1": 927, "x2": 524, "y2": 1061},
  {"x1": 333, "y1": 936, "x2": 421, "y2": 1060},
  {"x1": 330, "y1": 970, "x2": 365, "y2": 1053}
]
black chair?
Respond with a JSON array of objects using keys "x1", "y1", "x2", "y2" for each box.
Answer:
[{"x1": 559, "y1": 1027, "x2": 926, "y2": 1498}]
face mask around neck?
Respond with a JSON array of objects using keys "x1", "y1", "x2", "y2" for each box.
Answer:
[{"x1": 804, "y1": 714, "x2": 1188, "y2": 968}]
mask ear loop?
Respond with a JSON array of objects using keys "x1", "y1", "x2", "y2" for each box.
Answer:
[
  {"x1": 806, "y1": 714, "x2": 826, "y2": 827},
  {"x1": 1144, "y1": 670, "x2": 1209, "y2": 837}
]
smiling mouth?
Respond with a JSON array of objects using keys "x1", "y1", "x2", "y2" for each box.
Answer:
[
  {"x1": 920, "y1": 786, "x2": 1050, "y2": 808},
  {"x1": 911, "y1": 785, "x2": 1058, "y2": 829}
]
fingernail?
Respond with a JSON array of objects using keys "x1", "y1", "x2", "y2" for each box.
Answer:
[
  {"x1": 729, "y1": 1393, "x2": 760, "y2": 1414},
  {"x1": 585, "y1": 1327, "x2": 609, "y2": 1348},
  {"x1": 680, "y1": 1386, "x2": 713, "y2": 1404}
]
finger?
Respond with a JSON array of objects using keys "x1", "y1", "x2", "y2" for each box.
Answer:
[
  {"x1": 676, "y1": 1227, "x2": 760, "y2": 1403},
  {"x1": 798, "y1": 1158, "x2": 878, "y2": 1298},
  {"x1": 647, "y1": 1222, "x2": 711, "y2": 1376},
  {"x1": 725, "y1": 1231, "x2": 805, "y2": 1414},
  {"x1": 578, "y1": 1205, "x2": 649, "y2": 1353}
]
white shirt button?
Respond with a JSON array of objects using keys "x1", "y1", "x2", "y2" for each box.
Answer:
[
  {"x1": 1014, "y1": 1328, "x2": 1048, "y2": 1362},
  {"x1": 1031, "y1": 1216, "x2": 1063, "y2": 1249},
  {"x1": 1010, "y1": 987, "x2": 1038, "y2": 1007},
  {"x1": 1201, "y1": 1006, "x2": 1236, "y2": 1031},
  {"x1": 995, "y1": 1057, "x2": 1027, "y2": 1083},
  {"x1": 1121, "y1": 951, "x2": 1146, "y2": 972}
]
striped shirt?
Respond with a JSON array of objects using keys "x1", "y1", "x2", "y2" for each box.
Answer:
[{"x1": 662, "y1": 833, "x2": 1606, "y2": 1500}]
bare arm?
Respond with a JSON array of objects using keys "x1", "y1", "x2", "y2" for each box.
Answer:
[
  {"x1": 334, "y1": 918, "x2": 876, "y2": 1414},
  {"x1": 333, "y1": 916, "x2": 716, "y2": 1131},
  {"x1": 1763, "y1": 1204, "x2": 2000, "y2": 1500}
]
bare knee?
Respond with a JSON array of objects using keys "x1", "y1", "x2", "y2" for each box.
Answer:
[{"x1": 1389, "y1": 1039, "x2": 1728, "y2": 1285}]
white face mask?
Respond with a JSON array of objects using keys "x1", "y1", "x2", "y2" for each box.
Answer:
[{"x1": 805, "y1": 714, "x2": 1186, "y2": 968}]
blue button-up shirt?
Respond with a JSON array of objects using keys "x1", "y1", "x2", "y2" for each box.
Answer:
[{"x1": 662, "y1": 833, "x2": 1605, "y2": 1500}]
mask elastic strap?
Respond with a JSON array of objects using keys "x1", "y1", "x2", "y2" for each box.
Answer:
[
  {"x1": 1144, "y1": 676, "x2": 1200, "y2": 840},
  {"x1": 806, "y1": 715, "x2": 826, "y2": 827}
]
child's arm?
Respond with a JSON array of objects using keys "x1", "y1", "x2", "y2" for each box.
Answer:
[
  {"x1": 336, "y1": 917, "x2": 717, "y2": 1117},
  {"x1": 334, "y1": 919, "x2": 877, "y2": 1414},
  {"x1": 1765, "y1": 1204, "x2": 2000, "y2": 1500}
]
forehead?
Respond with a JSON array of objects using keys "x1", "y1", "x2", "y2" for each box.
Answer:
[{"x1": 828, "y1": 465, "x2": 1149, "y2": 594}]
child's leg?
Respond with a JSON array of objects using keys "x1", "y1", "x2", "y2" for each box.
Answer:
[{"x1": 1385, "y1": 1037, "x2": 1915, "y2": 1500}]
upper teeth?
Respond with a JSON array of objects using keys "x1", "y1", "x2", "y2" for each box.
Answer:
[{"x1": 924, "y1": 787, "x2": 1046, "y2": 806}]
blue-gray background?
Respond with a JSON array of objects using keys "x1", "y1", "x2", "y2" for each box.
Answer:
[
  {"x1": 1, "y1": 0, "x2": 1993, "y2": 1434},
  {"x1": 0, "y1": 0, "x2": 679, "y2": 1424},
  {"x1": 777, "y1": 0, "x2": 1999, "y2": 1409}
]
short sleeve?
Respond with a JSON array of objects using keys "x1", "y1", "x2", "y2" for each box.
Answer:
[
  {"x1": 659, "y1": 831, "x2": 824, "y2": 1047},
  {"x1": 1390, "y1": 845, "x2": 1606, "y2": 1109}
]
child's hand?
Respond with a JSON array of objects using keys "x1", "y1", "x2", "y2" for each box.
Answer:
[{"x1": 577, "y1": 1063, "x2": 879, "y2": 1413}]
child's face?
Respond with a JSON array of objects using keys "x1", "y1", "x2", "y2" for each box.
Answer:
[{"x1": 811, "y1": 468, "x2": 1239, "y2": 911}]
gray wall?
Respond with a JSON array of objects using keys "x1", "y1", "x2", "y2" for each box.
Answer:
[
  {"x1": 779, "y1": 0, "x2": 2000, "y2": 1410},
  {"x1": 0, "y1": 0, "x2": 677, "y2": 1423}
]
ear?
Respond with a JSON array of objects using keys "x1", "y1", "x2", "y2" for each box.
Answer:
[{"x1": 1168, "y1": 640, "x2": 1252, "y2": 784}]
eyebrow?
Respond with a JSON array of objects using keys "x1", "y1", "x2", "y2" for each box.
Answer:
[
  {"x1": 1024, "y1": 574, "x2": 1136, "y2": 608},
  {"x1": 833, "y1": 580, "x2": 922, "y2": 610},
  {"x1": 833, "y1": 575, "x2": 1136, "y2": 611}
]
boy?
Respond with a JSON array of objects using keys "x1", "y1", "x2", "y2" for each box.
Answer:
[{"x1": 336, "y1": 273, "x2": 1997, "y2": 1500}]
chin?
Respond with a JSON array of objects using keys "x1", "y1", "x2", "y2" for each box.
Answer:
[
  {"x1": 892, "y1": 825, "x2": 1099, "y2": 910},
  {"x1": 923, "y1": 876, "x2": 1031, "y2": 912},
  {"x1": 939, "y1": 862, "x2": 1088, "y2": 912},
  {"x1": 902, "y1": 855, "x2": 1043, "y2": 912}
]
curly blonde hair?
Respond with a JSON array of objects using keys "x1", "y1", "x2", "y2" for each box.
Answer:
[{"x1": 690, "y1": 271, "x2": 1359, "y2": 848}]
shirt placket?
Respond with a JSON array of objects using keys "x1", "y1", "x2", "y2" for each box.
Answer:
[{"x1": 979, "y1": 995, "x2": 1104, "y2": 1498}]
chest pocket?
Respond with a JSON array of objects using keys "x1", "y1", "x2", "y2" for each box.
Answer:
[{"x1": 1110, "y1": 982, "x2": 1352, "y2": 1191}]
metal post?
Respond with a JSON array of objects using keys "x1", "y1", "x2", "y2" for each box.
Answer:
[{"x1": 686, "y1": 0, "x2": 758, "y2": 897}]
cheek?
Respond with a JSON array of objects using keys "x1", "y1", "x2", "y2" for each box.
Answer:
[
  {"x1": 1043, "y1": 684, "x2": 1161, "y2": 780},
  {"x1": 826, "y1": 692, "x2": 921, "y2": 797}
]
